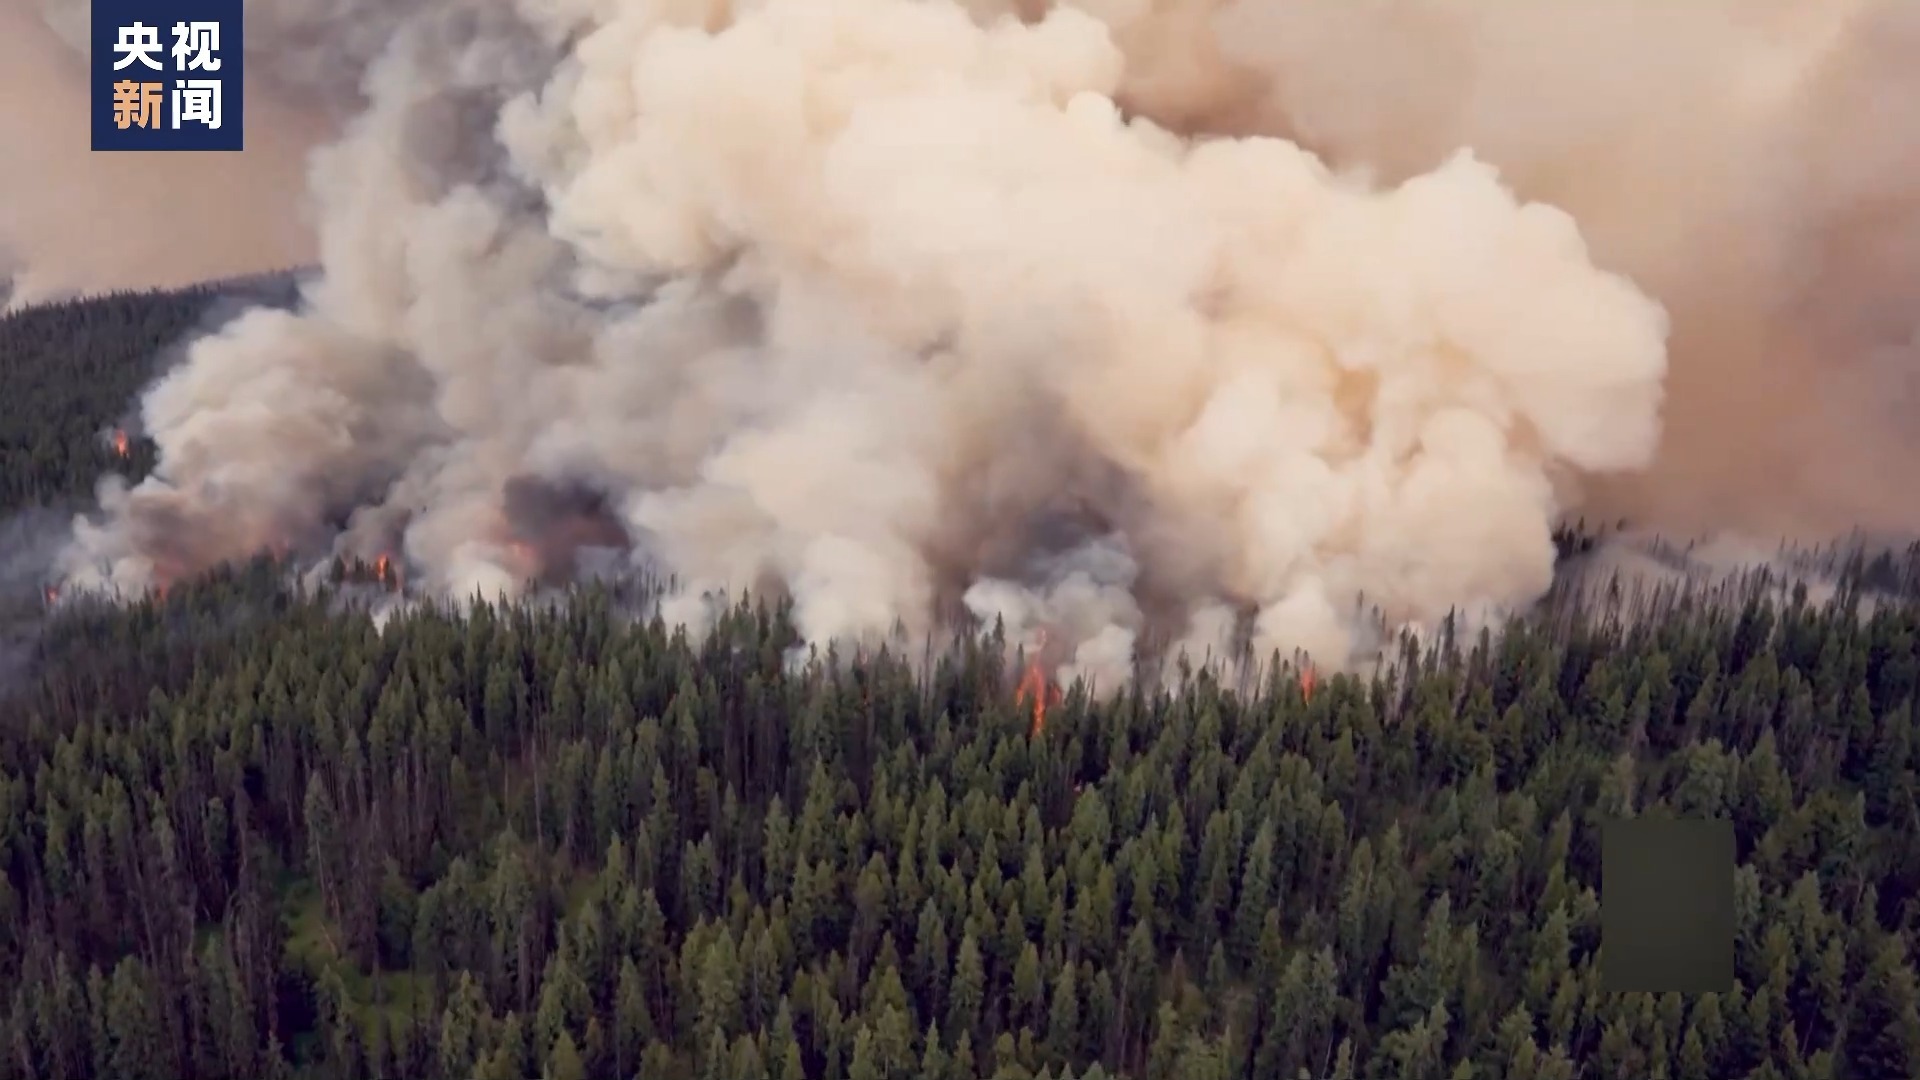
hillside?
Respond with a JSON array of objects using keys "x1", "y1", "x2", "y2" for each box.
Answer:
[
  {"x1": 0, "y1": 273, "x2": 303, "y2": 515},
  {"x1": 0, "y1": 287, "x2": 1917, "y2": 1080}
]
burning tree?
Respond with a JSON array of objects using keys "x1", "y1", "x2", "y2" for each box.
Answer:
[{"x1": 1015, "y1": 628, "x2": 1064, "y2": 737}]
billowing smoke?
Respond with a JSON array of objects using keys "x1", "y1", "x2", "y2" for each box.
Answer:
[
  {"x1": 46, "y1": 0, "x2": 1920, "y2": 678},
  {"x1": 1168, "y1": 0, "x2": 1920, "y2": 541}
]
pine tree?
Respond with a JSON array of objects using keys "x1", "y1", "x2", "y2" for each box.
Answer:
[
  {"x1": 1842, "y1": 936, "x2": 1920, "y2": 1080},
  {"x1": 544, "y1": 1031, "x2": 586, "y2": 1080}
]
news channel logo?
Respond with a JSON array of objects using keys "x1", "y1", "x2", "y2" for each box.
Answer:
[{"x1": 92, "y1": 0, "x2": 244, "y2": 152}]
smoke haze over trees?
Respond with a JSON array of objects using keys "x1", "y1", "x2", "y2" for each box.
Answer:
[
  {"x1": 4, "y1": 0, "x2": 1920, "y2": 1075},
  {"x1": 0, "y1": 0, "x2": 1907, "y2": 677},
  {"x1": 3, "y1": 282, "x2": 1920, "y2": 1078},
  {"x1": 2, "y1": 529, "x2": 1920, "y2": 1078}
]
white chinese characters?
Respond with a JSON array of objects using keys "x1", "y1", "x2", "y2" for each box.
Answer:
[
  {"x1": 110, "y1": 23, "x2": 163, "y2": 70},
  {"x1": 170, "y1": 21, "x2": 222, "y2": 71},
  {"x1": 172, "y1": 80, "x2": 222, "y2": 130}
]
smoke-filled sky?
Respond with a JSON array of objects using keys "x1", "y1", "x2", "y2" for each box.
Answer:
[
  {"x1": 0, "y1": 0, "x2": 328, "y2": 305},
  {"x1": 16, "y1": 0, "x2": 1920, "y2": 678}
]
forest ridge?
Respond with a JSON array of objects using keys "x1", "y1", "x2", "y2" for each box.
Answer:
[{"x1": 0, "y1": 286, "x2": 1916, "y2": 1080}]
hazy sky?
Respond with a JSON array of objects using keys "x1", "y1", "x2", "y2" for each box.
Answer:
[{"x1": 0, "y1": 0, "x2": 323, "y2": 306}]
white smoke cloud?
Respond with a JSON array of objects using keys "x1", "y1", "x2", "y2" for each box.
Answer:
[
  {"x1": 1140, "y1": 0, "x2": 1920, "y2": 540},
  {"x1": 55, "y1": 0, "x2": 1678, "y2": 684}
]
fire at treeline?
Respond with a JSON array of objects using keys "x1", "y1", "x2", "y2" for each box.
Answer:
[
  {"x1": 39, "y1": 457, "x2": 1920, "y2": 747},
  {"x1": 40, "y1": 530, "x2": 1294, "y2": 741}
]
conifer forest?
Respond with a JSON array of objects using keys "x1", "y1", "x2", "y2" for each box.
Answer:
[{"x1": 2, "y1": 287, "x2": 1918, "y2": 1080}]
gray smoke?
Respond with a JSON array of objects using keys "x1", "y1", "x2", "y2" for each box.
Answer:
[
  {"x1": 0, "y1": 508, "x2": 74, "y2": 689},
  {"x1": 45, "y1": 0, "x2": 1920, "y2": 681}
]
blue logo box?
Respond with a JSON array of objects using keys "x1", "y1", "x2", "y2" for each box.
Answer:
[{"x1": 92, "y1": 0, "x2": 244, "y2": 151}]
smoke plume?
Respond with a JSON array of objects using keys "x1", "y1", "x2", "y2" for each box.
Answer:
[
  {"x1": 49, "y1": 0, "x2": 1920, "y2": 679},
  {"x1": 1169, "y1": 0, "x2": 1920, "y2": 541}
]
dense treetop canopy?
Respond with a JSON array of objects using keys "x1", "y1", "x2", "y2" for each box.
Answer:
[{"x1": 0, "y1": 286, "x2": 1916, "y2": 1080}]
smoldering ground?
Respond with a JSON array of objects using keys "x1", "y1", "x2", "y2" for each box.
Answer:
[{"x1": 19, "y1": 0, "x2": 1920, "y2": 683}]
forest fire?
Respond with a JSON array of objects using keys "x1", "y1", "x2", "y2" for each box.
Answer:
[
  {"x1": 110, "y1": 429, "x2": 129, "y2": 458},
  {"x1": 374, "y1": 554, "x2": 397, "y2": 588},
  {"x1": 1300, "y1": 662, "x2": 1317, "y2": 702},
  {"x1": 506, "y1": 540, "x2": 540, "y2": 581},
  {"x1": 1015, "y1": 629, "x2": 1063, "y2": 737}
]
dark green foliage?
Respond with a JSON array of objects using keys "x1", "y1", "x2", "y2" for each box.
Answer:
[
  {"x1": 0, "y1": 288, "x2": 1916, "y2": 1079},
  {"x1": 0, "y1": 275, "x2": 301, "y2": 514},
  {"x1": 0, "y1": 562, "x2": 1910, "y2": 1079},
  {"x1": 0, "y1": 287, "x2": 208, "y2": 511}
]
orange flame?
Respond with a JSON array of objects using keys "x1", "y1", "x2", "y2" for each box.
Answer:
[
  {"x1": 374, "y1": 554, "x2": 391, "y2": 583},
  {"x1": 42, "y1": 585, "x2": 58, "y2": 606},
  {"x1": 110, "y1": 430, "x2": 129, "y2": 458},
  {"x1": 1015, "y1": 630, "x2": 1063, "y2": 737},
  {"x1": 1300, "y1": 662, "x2": 1317, "y2": 702}
]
